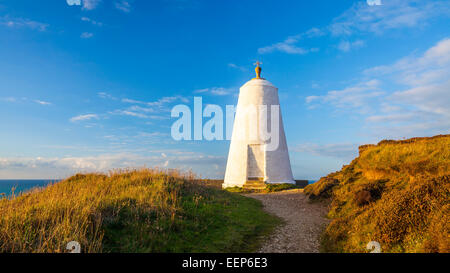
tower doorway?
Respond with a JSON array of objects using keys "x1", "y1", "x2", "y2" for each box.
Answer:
[{"x1": 247, "y1": 144, "x2": 265, "y2": 180}]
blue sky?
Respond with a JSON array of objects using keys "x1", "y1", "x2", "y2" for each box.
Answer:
[{"x1": 0, "y1": 0, "x2": 449, "y2": 179}]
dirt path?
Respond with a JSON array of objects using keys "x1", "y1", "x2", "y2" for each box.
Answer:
[{"x1": 245, "y1": 189, "x2": 329, "y2": 253}]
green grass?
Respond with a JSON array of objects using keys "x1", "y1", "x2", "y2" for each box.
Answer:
[
  {"x1": 225, "y1": 183, "x2": 300, "y2": 193},
  {"x1": 304, "y1": 134, "x2": 450, "y2": 253},
  {"x1": 0, "y1": 169, "x2": 280, "y2": 253},
  {"x1": 224, "y1": 186, "x2": 247, "y2": 193},
  {"x1": 265, "y1": 183, "x2": 299, "y2": 192}
]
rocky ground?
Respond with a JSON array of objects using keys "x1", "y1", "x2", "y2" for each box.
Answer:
[{"x1": 245, "y1": 189, "x2": 330, "y2": 253}]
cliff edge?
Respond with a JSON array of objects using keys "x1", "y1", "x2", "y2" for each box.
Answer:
[{"x1": 304, "y1": 134, "x2": 450, "y2": 253}]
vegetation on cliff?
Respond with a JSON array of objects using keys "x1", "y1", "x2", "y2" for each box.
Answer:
[
  {"x1": 304, "y1": 135, "x2": 450, "y2": 253},
  {"x1": 0, "y1": 169, "x2": 280, "y2": 253}
]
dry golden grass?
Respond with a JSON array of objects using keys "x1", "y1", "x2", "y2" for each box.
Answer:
[
  {"x1": 304, "y1": 134, "x2": 450, "y2": 253},
  {"x1": 0, "y1": 169, "x2": 188, "y2": 252},
  {"x1": 0, "y1": 169, "x2": 280, "y2": 253}
]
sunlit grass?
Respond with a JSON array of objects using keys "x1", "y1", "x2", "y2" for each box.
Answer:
[
  {"x1": 0, "y1": 169, "x2": 280, "y2": 253},
  {"x1": 305, "y1": 134, "x2": 450, "y2": 253}
]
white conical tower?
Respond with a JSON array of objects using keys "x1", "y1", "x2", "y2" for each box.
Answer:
[{"x1": 223, "y1": 62, "x2": 294, "y2": 188}]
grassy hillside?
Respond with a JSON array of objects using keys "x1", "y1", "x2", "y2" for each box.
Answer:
[
  {"x1": 304, "y1": 134, "x2": 450, "y2": 253},
  {"x1": 0, "y1": 169, "x2": 280, "y2": 253}
]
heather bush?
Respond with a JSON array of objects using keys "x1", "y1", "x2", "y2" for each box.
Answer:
[{"x1": 305, "y1": 134, "x2": 450, "y2": 253}]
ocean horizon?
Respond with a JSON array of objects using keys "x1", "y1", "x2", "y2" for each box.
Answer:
[
  {"x1": 0, "y1": 180, "x2": 58, "y2": 196},
  {"x1": 0, "y1": 179, "x2": 317, "y2": 196}
]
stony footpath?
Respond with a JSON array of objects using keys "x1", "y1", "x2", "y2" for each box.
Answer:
[{"x1": 246, "y1": 189, "x2": 329, "y2": 253}]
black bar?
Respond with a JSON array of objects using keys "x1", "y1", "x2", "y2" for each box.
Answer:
[{"x1": 0, "y1": 253, "x2": 447, "y2": 272}]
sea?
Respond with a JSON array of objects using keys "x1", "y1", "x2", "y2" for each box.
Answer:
[
  {"x1": 0, "y1": 180, "x2": 58, "y2": 196},
  {"x1": 0, "y1": 179, "x2": 318, "y2": 197}
]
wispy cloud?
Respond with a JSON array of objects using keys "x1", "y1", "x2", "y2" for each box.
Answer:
[
  {"x1": 294, "y1": 142, "x2": 360, "y2": 161},
  {"x1": 66, "y1": 0, "x2": 101, "y2": 10},
  {"x1": 0, "y1": 16, "x2": 48, "y2": 31},
  {"x1": 66, "y1": 0, "x2": 81, "y2": 6},
  {"x1": 97, "y1": 92, "x2": 117, "y2": 100},
  {"x1": 70, "y1": 114, "x2": 99, "y2": 122},
  {"x1": 80, "y1": 32, "x2": 94, "y2": 39},
  {"x1": 115, "y1": 1, "x2": 131, "y2": 13},
  {"x1": 258, "y1": 28, "x2": 323, "y2": 55},
  {"x1": 306, "y1": 79, "x2": 383, "y2": 114},
  {"x1": 121, "y1": 96, "x2": 189, "y2": 106},
  {"x1": 258, "y1": 0, "x2": 450, "y2": 55},
  {"x1": 110, "y1": 109, "x2": 170, "y2": 120},
  {"x1": 329, "y1": 0, "x2": 450, "y2": 36},
  {"x1": 110, "y1": 110, "x2": 149, "y2": 119},
  {"x1": 34, "y1": 100, "x2": 52, "y2": 106},
  {"x1": 307, "y1": 37, "x2": 450, "y2": 138},
  {"x1": 2, "y1": 97, "x2": 52, "y2": 105},
  {"x1": 194, "y1": 87, "x2": 236, "y2": 96},
  {"x1": 364, "y1": 38, "x2": 450, "y2": 120},
  {"x1": 102, "y1": 95, "x2": 189, "y2": 121},
  {"x1": 337, "y1": 40, "x2": 365, "y2": 52},
  {"x1": 117, "y1": 110, "x2": 149, "y2": 118},
  {"x1": 0, "y1": 97, "x2": 17, "y2": 102},
  {"x1": 82, "y1": 0, "x2": 101, "y2": 10},
  {"x1": 228, "y1": 63, "x2": 247, "y2": 72},
  {"x1": 0, "y1": 152, "x2": 225, "y2": 179},
  {"x1": 81, "y1": 16, "x2": 103, "y2": 26}
]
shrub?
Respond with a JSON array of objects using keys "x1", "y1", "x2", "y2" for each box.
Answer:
[
  {"x1": 304, "y1": 176, "x2": 339, "y2": 200},
  {"x1": 355, "y1": 190, "x2": 372, "y2": 206},
  {"x1": 305, "y1": 134, "x2": 450, "y2": 253}
]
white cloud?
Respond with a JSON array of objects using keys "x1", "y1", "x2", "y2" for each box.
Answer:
[
  {"x1": 228, "y1": 63, "x2": 247, "y2": 72},
  {"x1": 112, "y1": 110, "x2": 149, "y2": 119},
  {"x1": 259, "y1": 0, "x2": 450, "y2": 55},
  {"x1": 306, "y1": 79, "x2": 383, "y2": 114},
  {"x1": 194, "y1": 87, "x2": 235, "y2": 96},
  {"x1": 66, "y1": 0, "x2": 81, "y2": 6},
  {"x1": 307, "y1": 37, "x2": 450, "y2": 139},
  {"x1": 2, "y1": 97, "x2": 52, "y2": 105},
  {"x1": 367, "y1": 0, "x2": 382, "y2": 6},
  {"x1": 66, "y1": 0, "x2": 100, "y2": 10},
  {"x1": 365, "y1": 38, "x2": 450, "y2": 122},
  {"x1": 80, "y1": 32, "x2": 94, "y2": 39},
  {"x1": 97, "y1": 92, "x2": 117, "y2": 100},
  {"x1": 110, "y1": 109, "x2": 169, "y2": 120},
  {"x1": 122, "y1": 96, "x2": 189, "y2": 106},
  {"x1": 294, "y1": 143, "x2": 360, "y2": 161},
  {"x1": 122, "y1": 98, "x2": 144, "y2": 104},
  {"x1": 0, "y1": 16, "x2": 49, "y2": 31},
  {"x1": 0, "y1": 153, "x2": 226, "y2": 179},
  {"x1": 329, "y1": 0, "x2": 450, "y2": 36},
  {"x1": 81, "y1": 17, "x2": 103, "y2": 26},
  {"x1": 70, "y1": 114, "x2": 99, "y2": 122},
  {"x1": 34, "y1": 100, "x2": 52, "y2": 105},
  {"x1": 0, "y1": 97, "x2": 17, "y2": 102},
  {"x1": 364, "y1": 38, "x2": 450, "y2": 86},
  {"x1": 337, "y1": 40, "x2": 365, "y2": 52},
  {"x1": 390, "y1": 82, "x2": 450, "y2": 116},
  {"x1": 129, "y1": 105, "x2": 156, "y2": 113},
  {"x1": 115, "y1": 1, "x2": 131, "y2": 13},
  {"x1": 88, "y1": 95, "x2": 187, "y2": 123},
  {"x1": 258, "y1": 28, "x2": 324, "y2": 55},
  {"x1": 82, "y1": 0, "x2": 101, "y2": 10},
  {"x1": 259, "y1": 38, "x2": 308, "y2": 55}
]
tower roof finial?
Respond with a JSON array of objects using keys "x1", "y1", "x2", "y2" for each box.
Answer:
[{"x1": 253, "y1": 61, "x2": 264, "y2": 80}]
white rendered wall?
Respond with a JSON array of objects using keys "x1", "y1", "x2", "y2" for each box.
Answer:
[{"x1": 223, "y1": 79, "x2": 295, "y2": 188}]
